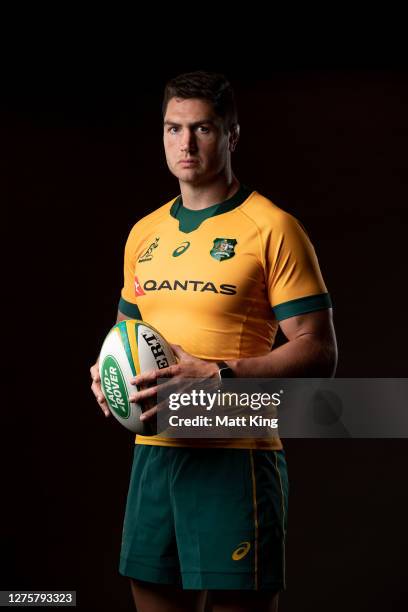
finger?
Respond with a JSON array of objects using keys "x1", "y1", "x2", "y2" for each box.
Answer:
[
  {"x1": 97, "y1": 397, "x2": 110, "y2": 417},
  {"x1": 129, "y1": 385, "x2": 158, "y2": 404},
  {"x1": 128, "y1": 369, "x2": 184, "y2": 414},
  {"x1": 151, "y1": 374, "x2": 186, "y2": 399},
  {"x1": 130, "y1": 379, "x2": 178, "y2": 420},
  {"x1": 130, "y1": 364, "x2": 180, "y2": 386},
  {"x1": 90, "y1": 366, "x2": 101, "y2": 383},
  {"x1": 128, "y1": 376, "x2": 183, "y2": 405},
  {"x1": 91, "y1": 382, "x2": 110, "y2": 417},
  {"x1": 169, "y1": 343, "x2": 186, "y2": 359},
  {"x1": 91, "y1": 381, "x2": 102, "y2": 396},
  {"x1": 129, "y1": 369, "x2": 158, "y2": 387},
  {"x1": 96, "y1": 393, "x2": 106, "y2": 404},
  {"x1": 140, "y1": 397, "x2": 168, "y2": 421},
  {"x1": 139, "y1": 383, "x2": 186, "y2": 421},
  {"x1": 139, "y1": 406, "x2": 157, "y2": 421}
]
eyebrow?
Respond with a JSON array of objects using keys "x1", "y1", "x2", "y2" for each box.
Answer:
[{"x1": 163, "y1": 119, "x2": 217, "y2": 127}]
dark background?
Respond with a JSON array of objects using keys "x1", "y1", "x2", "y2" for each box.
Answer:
[{"x1": 2, "y1": 58, "x2": 408, "y2": 611}]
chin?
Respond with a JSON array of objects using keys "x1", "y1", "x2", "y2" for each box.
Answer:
[{"x1": 175, "y1": 169, "x2": 202, "y2": 182}]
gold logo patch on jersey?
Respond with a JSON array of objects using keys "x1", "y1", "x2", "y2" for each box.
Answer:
[
  {"x1": 138, "y1": 237, "x2": 160, "y2": 263},
  {"x1": 210, "y1": 238, "x2": 237, "y2": 261}
]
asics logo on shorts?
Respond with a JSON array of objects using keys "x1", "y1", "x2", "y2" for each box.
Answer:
[{"x1": 231, "y1": 541, "x2": 251, "y2": 561}]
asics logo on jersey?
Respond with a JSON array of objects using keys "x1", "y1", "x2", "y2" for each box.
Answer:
[
  {"x1": 138, "y1": 279, "x2": 237, "y2": 295},
  {"x1": 138, "y1": 237, "x2": 160, "y2": 262},
  {"x1": 232, "y1": 541, "x2": 251, "y2": 561},
  {"x1": 172, "y1": 241, "x2": 191, "y2": 257}
]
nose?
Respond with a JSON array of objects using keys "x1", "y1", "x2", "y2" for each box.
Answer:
[{"x1": 180, "y1": 128, "x2": 197, "y2": 154}]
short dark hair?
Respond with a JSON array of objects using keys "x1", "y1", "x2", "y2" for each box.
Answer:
[{"x1": 162, "y1": 70, "x2": 238, "y2": 132}]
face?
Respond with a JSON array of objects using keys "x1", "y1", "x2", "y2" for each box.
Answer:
[{"x1": 163, "y1": 97, "x2": 238, "y2": 186}]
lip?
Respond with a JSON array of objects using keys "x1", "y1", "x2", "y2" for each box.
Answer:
[{"x1": 179, "y1": 160, "x2": 198, "y2": 165}]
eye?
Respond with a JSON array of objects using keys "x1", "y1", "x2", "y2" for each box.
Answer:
[
  {"x1": 167, "y1": 126, "x2": 179, "y2": 134},
  {"x1": 198, "y1": 126, "x2": 210, "y2": 133}
]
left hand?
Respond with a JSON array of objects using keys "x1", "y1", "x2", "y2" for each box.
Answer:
[{"x1": 128, "y1": 344, "x2": 220, "y2": 421}]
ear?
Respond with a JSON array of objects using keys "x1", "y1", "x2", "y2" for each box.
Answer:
[{"x1": 229, "y1": 123, "x2": 240, "y2": 152}]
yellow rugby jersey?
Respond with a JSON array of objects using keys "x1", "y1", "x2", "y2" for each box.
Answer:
[{"x1": 119, "y1": 184, "x2": 331, "y2": 449}]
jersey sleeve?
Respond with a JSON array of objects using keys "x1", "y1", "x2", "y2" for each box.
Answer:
[
  {"x1": 118, "y1": 225, "x2": 143, "y2": 319},
  {"x1": 266, "y1": 212, "x2": 332, "y2": 321}
]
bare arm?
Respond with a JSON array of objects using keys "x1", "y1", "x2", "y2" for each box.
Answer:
[
  {"x1": 130, "y1": 308, "x2": 338, "y2": 421},
  {"x1": 228, "y1": 309, "x2": 337, "y2": 378},
  {"x1": 116, "y1": 310, "x2": 131, "y2": 323}
]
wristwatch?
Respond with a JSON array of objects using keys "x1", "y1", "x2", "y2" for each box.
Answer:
[{"x1": 216, "y1": 360, "x2": 235, "y2": 379}]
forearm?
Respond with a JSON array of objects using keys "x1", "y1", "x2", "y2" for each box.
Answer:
[{"x1": 228, "y1": 335, "x2": 337, "y2": 378}]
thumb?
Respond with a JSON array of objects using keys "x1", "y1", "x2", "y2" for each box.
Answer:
[{"x1": 169, "y1": 343, "x2": 188, "y2": 360}]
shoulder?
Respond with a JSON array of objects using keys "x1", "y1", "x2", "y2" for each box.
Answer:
[
  {"x1": 126, "y1": 195, "x2": 178, "y2": 241},
  {"x1": 239, "y1": 190, "x2": 307, "y2": 238}
]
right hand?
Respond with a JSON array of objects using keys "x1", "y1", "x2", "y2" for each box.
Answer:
[{"x1": 90, "y1": 359, "x2": 111, "y2": 418}]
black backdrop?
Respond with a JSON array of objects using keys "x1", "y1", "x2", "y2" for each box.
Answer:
[{"x1": 2, "y1": 66, "x2": 408, "y2": 611}]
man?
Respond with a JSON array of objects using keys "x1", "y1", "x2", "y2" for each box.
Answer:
[{"x1": 90, "y1": 71, "x2": 337, "y2": 612}]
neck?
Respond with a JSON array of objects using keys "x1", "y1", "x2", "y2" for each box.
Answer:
[{"x1": 179, "y1": 173, "x2": 240, "y2": 211}]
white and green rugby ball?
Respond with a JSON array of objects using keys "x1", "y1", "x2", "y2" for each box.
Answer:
[{"x1": 98, "y1": 319, "x2": 176, "y2": 433}]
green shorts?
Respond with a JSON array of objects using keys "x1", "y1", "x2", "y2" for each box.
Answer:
[{"x1": 119, "y1": 445, "x2": 288, "y2": 591}]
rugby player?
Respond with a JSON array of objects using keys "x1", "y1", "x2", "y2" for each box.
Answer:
[{"x1": 90, "y1": 70, "x2": 337, "y2": 612}]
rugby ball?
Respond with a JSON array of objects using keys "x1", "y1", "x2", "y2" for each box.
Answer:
[{"x1": 98, "y1": 319, "x2": 176, "y2": 434}]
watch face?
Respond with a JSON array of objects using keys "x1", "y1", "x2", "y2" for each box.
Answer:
[
  {"x1": 219, "y1": 366, "x2": 235, "y2": 379},
  {"x1": 217, "y1": 360, "x2": 235, "y2": 379}
]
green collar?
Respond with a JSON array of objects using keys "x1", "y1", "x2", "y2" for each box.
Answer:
[{"x1": 170, "y1": 184, "x2": 253, "y2": 233}]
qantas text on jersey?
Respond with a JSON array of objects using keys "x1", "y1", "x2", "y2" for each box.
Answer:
[{"x1": 134, "y1": 277, "x2": 237, "y2": 296}]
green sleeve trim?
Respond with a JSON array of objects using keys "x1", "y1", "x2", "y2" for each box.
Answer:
[
  {"x1": 273, "y1": 293, "x2": 332, "y2": 322},
  {"x1": 118, "y1": 297, "x2": 142, "y2": 320}
]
